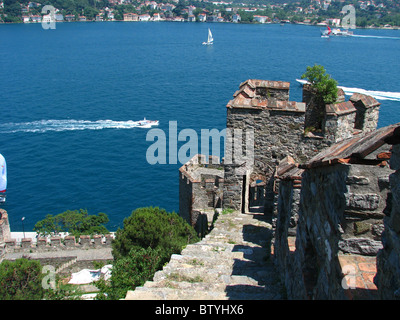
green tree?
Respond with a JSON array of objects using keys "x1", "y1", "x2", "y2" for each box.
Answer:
[
  {"x1": 0, "y1": 259, "x2": 44, "y2": 300},
  {"x1": 301, "y1": 64, "x2": 338, "y2": 105},
  {"x1": 34, "y1": 209, "x2": 109, "y2": 238},
  {"x1": 95, "y1": 247, "x2": 161, "y2": 300},
  {"x1": 238, "y1": 10, "x2": 254, "y2": 23},
  {"x1": 112, "y1": 207, "x2": 199, "y2": 264}
]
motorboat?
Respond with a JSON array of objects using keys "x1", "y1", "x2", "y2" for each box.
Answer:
[
  {"x1": 331, "y1": 27, "x2": 353, "y2": 36},
  {"x1": 137, "y1": 118, "x2": 159, "y2": 127}
]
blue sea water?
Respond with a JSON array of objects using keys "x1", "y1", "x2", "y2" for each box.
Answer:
[{"x1": 0, "y1": 21, "x2": 399, "y2": 231}]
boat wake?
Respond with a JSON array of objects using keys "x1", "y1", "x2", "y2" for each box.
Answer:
[
  {"x1": 0, "y1": 119, "x2": 159, "y2": 134},
  {"x1": 339, "y1": 86, "x2": 400, "y2": 101},
  {"x1": 296, "y1": 79, "x2": 400, "y2": 102},
  {"x1": 351, "y1": 34, "x2": 400, "y2": 40}
]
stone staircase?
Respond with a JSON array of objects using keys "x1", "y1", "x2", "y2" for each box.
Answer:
[
  {"x1": 56, "y1": 257, "x2": 78, "y2": 274},
  {"x1": 125, "y1": 210, "x2": 284, "y2": 300}
]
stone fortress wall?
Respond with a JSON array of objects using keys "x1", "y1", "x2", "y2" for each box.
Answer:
[
  {"x1": 178, "y1": 77, "x2": 400, "y2": 299},
  {"x1": 0, "y1": 208, "x2": 112, "y2": 257}
]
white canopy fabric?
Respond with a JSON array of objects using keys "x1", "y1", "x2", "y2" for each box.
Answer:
[
  {"x1": 68, "y1": 265, "x2": 112, "y2": 285},
  {"x1": 0, "y1": 154, "x2": 6, "y2": 192}
]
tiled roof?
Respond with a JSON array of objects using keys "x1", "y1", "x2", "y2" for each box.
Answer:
[
  {"x1": 227, "y1": 97, "x2": 305, "y2": 112},
  {"x1": 275, "y1": 156, "x2": 304, "y2": 187},
  {"x1": 240, "y1": 79, "x2": 290, "y2": 90},
  {"x1": 227, "y1": 79, "x2": 304, "y2": 112},
  {"x1": 301, "y1": 123, "x2": 400, "y2": 169},
  {"x1": 349, "y1": 93, "x2": 381, "y2": 109},
  {"x1": 233, "y1": 85, "x2": 255, "y2": 99},
  {"x1": 269, "y1": 100, "x2": 306, "y2": 112},
  {"x1": 325, "y1": 101, "x2": 356, "y2": 116}
]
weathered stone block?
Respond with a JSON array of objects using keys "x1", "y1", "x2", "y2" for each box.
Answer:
[
  {"x1": 80, "y1": 235, "x2": 92, "y2": 247},
  {"x1": 339, "y1": 237, "x2": 382, "y2": 256},
  {"x1": 64, "y1": 236, "x2": 76, "y2": 247},
  {"x1": 50, "y1": 237, "x2": 62, "y2": 247},
  {"x1": 37, "y1": 237, "x2": 47, "y2": 248},
  {"x1": 346, "y1": 193, "x2": 380, "y2": 211},
  {"x1": 93, "y1": 234, "x2": 102, "y2": 246},
  {"x1": 354, "y1": 221, "x2": 370, "y2": 235},
  {"x1": 5, "y1": 239, "x2": 16, "y2": 250},
  {"x1": 346, "y1": 175, "x2": 370, "y2": 185},
  {"x1": 21, "y1": 238, "x2": 32, "y2": 249}
]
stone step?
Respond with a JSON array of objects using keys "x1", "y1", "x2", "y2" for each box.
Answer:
[
  {"x1": 55, "y1": 257, "x2": 78, "y2": 274},
  {"x1": 125, "y1": 286, "x2": 228, "y2": 300},
  {"x1": 124, "y1": 210, "x2": 282, "y2": 301}
]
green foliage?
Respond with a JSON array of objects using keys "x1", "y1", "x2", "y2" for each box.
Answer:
[
  {"x1": 95, "y1": 247, "x2": 161, "y2": 300},
  {"x1": 301, "y1": 64, "x2": 338, "y2": 105},
  {"x1": 0, "y1": 258, "x2": 44, "y2": 300},
  {"x1": 43, "y1": 281, "x2": 85, "y2": 300},
  {"x1": 112, "y1": 207, "x2": 199, "y2": 264},
  {"x1": 34, "y1": 209, "x2": 109, "y2": 238},
  {"x1": 0, "y1": 258, "x2": 86, "y2": 300},
  {"x1": 2, "y1": 0, "x2": 400, "y2": 26},
  {"x1": 95, "y1": 207, "x2": 198, "y2": 300}
]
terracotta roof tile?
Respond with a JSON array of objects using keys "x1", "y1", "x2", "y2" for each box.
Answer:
[
  {"x1": 228, "y1": 79, "x2": 300, "y2": 111},
  {"x1": 301, "y1": 123, "x2": 400, "y2": 168},
  {"x1": 240, "y1": 79, "x2": 290, "y2": 90},
  {"x1": 326, "y1": 101, "x2": 356, "y2": 116},
  {"x1": 350, "y1": 93, "x2": 381, "y2": 109},
  {"x1": 269, "y1": 100, "x2": 306, "y2": 112}
]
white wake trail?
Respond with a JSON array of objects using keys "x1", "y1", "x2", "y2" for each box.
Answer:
[
  {"x1": 0, "y1": 119, "x2": 144, "y2": 133},
  {"x1": 339, "y1": 86, "x2": 400, "y2": 101},
  {"x1": 351, "y1": 34, "x2": 400, "y2": 40}
]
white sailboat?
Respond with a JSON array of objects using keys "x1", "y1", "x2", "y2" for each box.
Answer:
[
  {"x1": 0, "y1": 154, "x2": 6, "y2": 203},
  {"x1": 202, "y1": 28, "x2": 213, "y2": 45}
]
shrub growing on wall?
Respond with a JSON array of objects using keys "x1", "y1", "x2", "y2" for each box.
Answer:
[{"x1": 301, "y1": 64, "x2": 338, "y2": 105}]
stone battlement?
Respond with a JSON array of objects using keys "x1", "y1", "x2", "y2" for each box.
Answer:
[
  {"x1": 179, "y1": 154, "x2": 224, "y2": 237},
  {"x1": 3, "y1": 233, "x2": 114, "y2": 253}
]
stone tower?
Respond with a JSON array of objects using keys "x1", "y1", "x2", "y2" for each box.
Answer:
[{"x1": 222, "y1": 79, "x2": 381, "y2": 214}]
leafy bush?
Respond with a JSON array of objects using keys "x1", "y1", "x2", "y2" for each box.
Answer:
[
  {"x1": 0, "y1": 259, "x2": 44, "y2": 300},
  {"x1": 112, "y1": 207, "x2": 199, "y2": 264},
  {"x1": 95, "y1": 247, "x2": 161, "y2": 300},
  {"x1": 301, "y1": 64, "x2": 338, "y2": 105},
  {"x1": 34, "y1": 209, "x2": 109, "y2": 238}
]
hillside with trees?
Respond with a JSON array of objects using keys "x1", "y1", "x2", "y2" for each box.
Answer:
[{"x1": 1, "y1": 0, "x2": 400, "y2": 27}]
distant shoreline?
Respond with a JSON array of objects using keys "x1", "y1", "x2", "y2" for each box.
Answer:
[{"x1": 1, "y1": 20, "x2": 399, "y2": 30}]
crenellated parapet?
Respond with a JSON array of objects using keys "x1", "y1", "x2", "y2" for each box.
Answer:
[{"x1": 4, "y1": 233, "x2": 114, "y2": 253}]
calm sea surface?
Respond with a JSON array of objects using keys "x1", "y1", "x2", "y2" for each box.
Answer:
[{"x1": 0, "y1": 21, "x2": 399, "y2": 230}]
